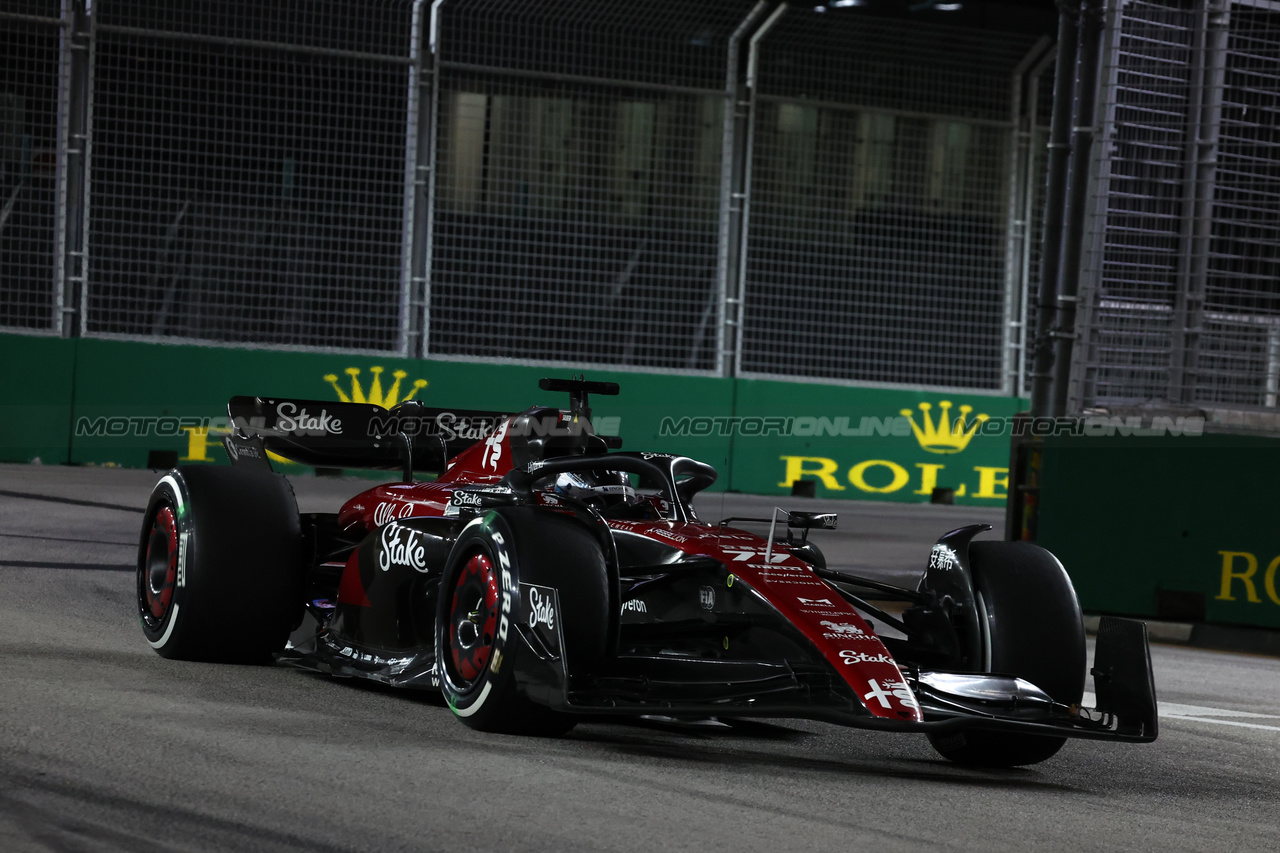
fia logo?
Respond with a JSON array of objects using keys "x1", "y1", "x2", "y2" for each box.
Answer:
[{"x1": 699, "y1": 586, "x2": 715, "y2": 611}]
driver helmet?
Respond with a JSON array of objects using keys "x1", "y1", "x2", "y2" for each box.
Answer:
[{"x1": 552, "y1": 471, "x2": 636, "y2": 509}]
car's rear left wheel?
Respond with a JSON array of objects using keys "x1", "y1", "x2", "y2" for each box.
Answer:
[{"x1": 137, "y1": 466, "x2": 302, "y2": 663}]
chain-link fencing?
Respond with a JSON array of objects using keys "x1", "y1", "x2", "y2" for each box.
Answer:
[
  {"x1": 82, "y1": 0, "x2": 419, "y2": 352},
  {"x1": 736, "y1": 11, "x2": 1052, "y2": 391},
  {"x1": 9, "y1": 0, "x2": 1277, "y2": 405},
  {"x1": 426, "y1": 0, "x2": 766, "y2": 373},
  {"x1": 1072, "y1": 0, "x2": 1280, "y2": 414},
  {"x1": 1, "y1": 0, "x2": 66, "y2": 334}
]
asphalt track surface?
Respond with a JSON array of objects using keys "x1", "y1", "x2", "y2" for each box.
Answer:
[{"x1": 2, "y1": 464, "x2": 1278, "y2": 852}]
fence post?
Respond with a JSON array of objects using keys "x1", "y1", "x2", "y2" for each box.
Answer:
[
  {"x1": 1170, "y1": 0, "x2": 1228, "y2": 403},
  {"x1": 56, "y1": 0, "x2": 91, "y2": 338},
  {"x1": 1002, "y1": 36, "x2": 1054, "y2": 396},
  {"x1": 401, "y1": 0, "x2": 429, "y2": 358},
  {"x1": 731, "y1": 2, "x2": 788, "y2": 379},
  {"x1": 716, "y1": 1, "x2": 771, "y2": 378}
]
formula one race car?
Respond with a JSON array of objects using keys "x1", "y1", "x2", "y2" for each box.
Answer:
[{"x1": 137, "y1": 378, "x2": 1158, "y2": 767}]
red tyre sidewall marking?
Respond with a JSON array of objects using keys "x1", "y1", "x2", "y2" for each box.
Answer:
[
  {"x1": 449, "y1": 552, "x2": 499, "y2": 684},
  {"x1": 145, "y1": 505, "x2": 179, "y2": 624}
]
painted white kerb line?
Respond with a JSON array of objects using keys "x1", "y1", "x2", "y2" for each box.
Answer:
[{"x1": 1082, "y1": 692, "x2": 1280, "y2": 733}]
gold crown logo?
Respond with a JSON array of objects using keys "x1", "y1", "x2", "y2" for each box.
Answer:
[
  {"x1": 324, "y1": 367, "x2": 428, "y2": 408},
  {"x1": 900, "y1": 401, "x2": 988, "y2": 454}
]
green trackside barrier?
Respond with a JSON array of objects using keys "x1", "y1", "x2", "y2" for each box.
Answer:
[
  {"x1": 0, "y1": 333, "x2": 77, "y2": 465},
  {"x1": 28, "y1": 336, "x2": 736, "y2": 476},
  {"x1": 1037, "y1": 431, "x2": 1280, "y2": 630},
  {"x1": 0, "y1": 334, "x2": 1029, "y2": 511},
  {"x1": 726, "y1": 377, "x2": 1027, "y2": 507}
]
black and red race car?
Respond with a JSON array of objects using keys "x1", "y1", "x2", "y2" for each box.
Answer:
[{"x1": 137, "y1": 378, "x2": 1157, "y2": 767}]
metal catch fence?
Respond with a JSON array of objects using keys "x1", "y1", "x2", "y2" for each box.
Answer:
[
  {"x1": 427, "y1": 0, "x2": 763, "y2": 373},
  {"x1": 6, "y1": 0, "x2": 1278, "y2": 405},
  {"x1": 0, "y1": 0, "x2": 65, "y2": 334},
  {"x1": 1073, "y1": 0, "x2": 1280, "y2": 413},
  {"x1": 82, "y1": 0, "x2": 418, "y2": 352},
  {"x1": 737, "y1": 11, "x2": 1052, "y2": 391}
]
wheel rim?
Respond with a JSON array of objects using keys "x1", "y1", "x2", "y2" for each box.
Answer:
[
  {"x1": 448, "y1": 552, "x2": 500, "y2": 688},
  {"x1": 141, "y1": 505, "x2": 178, "y2": 629}
]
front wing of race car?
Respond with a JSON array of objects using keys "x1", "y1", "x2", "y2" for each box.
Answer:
[{"x1": 505, "y1": 587, "x2": 1157, "y2": 743}]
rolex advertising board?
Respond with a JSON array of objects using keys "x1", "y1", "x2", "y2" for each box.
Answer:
[
  {"x1": 0, "y1": 334, "x2": 1019, "y2": 507},
  {"x1": 725, "y1": 378, "x2": 1025, "y2": 506},
  {"x1": 1037, "y1": 432, "x2": 1280, "y2": 631}
]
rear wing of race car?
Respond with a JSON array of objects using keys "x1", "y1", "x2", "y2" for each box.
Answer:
[{"x1": 224, "y1": 396, "x2": 508, "y2": 476}]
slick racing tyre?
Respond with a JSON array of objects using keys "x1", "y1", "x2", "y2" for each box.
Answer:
[
  {"x1": 437, "y1": 508, "x2": 606, "y2": 736},
  {"x1": 137, "y1": 466, "x2": 303, "y2": 663},
  {"x1": 927, "y1": 541, "x2": 1086, "y2": 768}
]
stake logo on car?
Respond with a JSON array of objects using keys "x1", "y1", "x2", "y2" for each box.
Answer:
[
  {"x1": 378, "y1": 524, "x2": 427, "y2": 573},
  {"x1": 528, "y1": 587, "x2": 556, "y2": 631},
  {"x1": 275, "y1": 401, "x2": 343, "y2": 435}
]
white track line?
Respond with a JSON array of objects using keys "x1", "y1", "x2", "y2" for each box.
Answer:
[{"x1": 1082, "y1": 692, "x2": 1280, "y2": 732}]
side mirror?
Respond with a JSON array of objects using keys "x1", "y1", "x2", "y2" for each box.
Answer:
[{"x1": 788, "y1": 511, "x2": 837, "y2": 530}]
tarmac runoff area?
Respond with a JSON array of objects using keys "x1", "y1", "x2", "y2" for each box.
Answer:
[{"x1": 3, "y1": 463, "x2": 1280, "y2": 852}]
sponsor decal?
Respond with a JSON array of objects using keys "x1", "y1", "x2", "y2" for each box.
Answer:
[
  {"x1": 433, "y1": 412, "x2": 498, "y2": 442},
  {"x1": 699, "y1": 586, "x2": 715, "y2": 611},
  {"x1": 176, "y1": 531, "x2": 187, "y2": 589},
  {"x1": 446, "y1": 487, "x2": 517, "y2": 517},
  {"x1": 224, "y1": 437, "x2": 263, "y2": 461},
  {"x1": 758, "y1": 565, "x2": 825, "y2": 586},
  {"x1": 493, "y1": 530, "x2": 515, "y2": 645},
  {"x1": 377, "y1": 523, "x2": 428, "y2": 573},
  {"x1": 275, "y1": 401, "x2": 343, "y2": 436},
  {"x1": 839, "y1": 650, "x2": 895, "y2": 665},
  {"x1": 528, "y1": 586, "x2": 556, "y2": 631},
  {"x1": 820, "y1": 620, "x2": 867, "y2": 639},
  {"x1": 724, "y1": 548, "x2": 789, "y2": 563},
  {"x1": 862, "y1": 678, "x2": 918, "y2": 711},
  {"x1": 324, "y1": 637, "x2": 413, "y2": 667},
  {"x1": 797, "y1": 597, "x2": 835, "y2": 608},
  {"x1": 928, "y1": 544, "x2": 958, "y2": 572},
  {"x1": 620, "y1": 598, "x2": 648, "y2": 614},
  {"x1": 482, "y1": 419, "x2": 510, "y2": 471},
  {"x1": 648, "y1": 527, "x2": 687, "y2": 544},
  {"x1": 373, "y1": 500, "x2": 416, "y2": 527}
]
